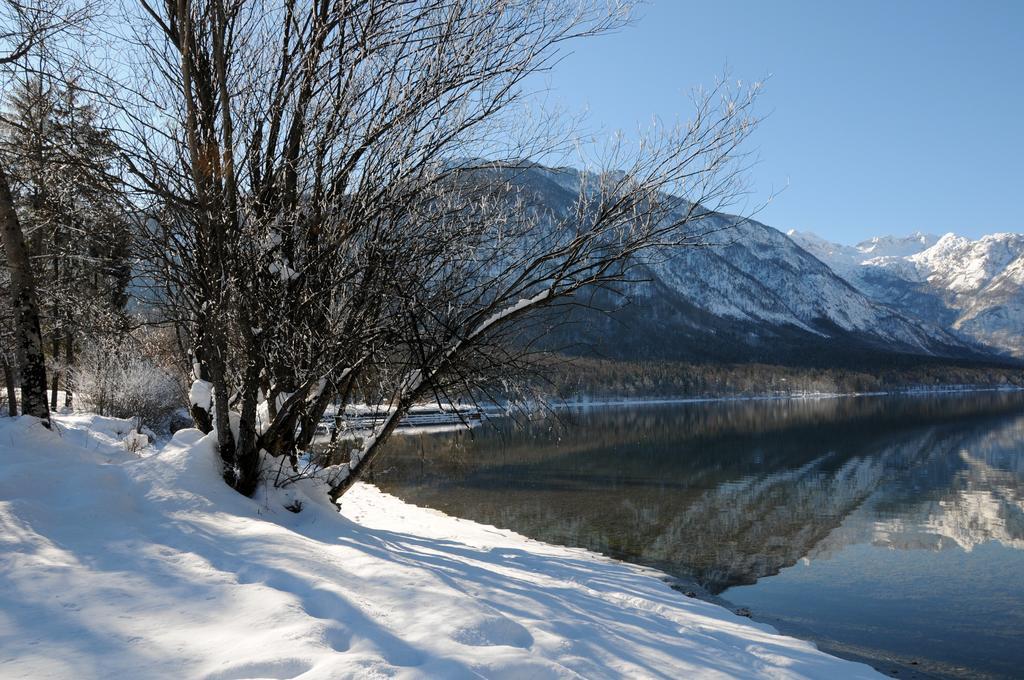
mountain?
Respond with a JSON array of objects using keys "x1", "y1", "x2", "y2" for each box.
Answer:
[
  {"x1": 789, "y1": 230, "x2": 1024, "y2": 357},
  {"x1": 500, "y1": 165, "x2": 998, "y2": 367},
  {"x1": 788, "y1": 231, "x2": 939, "y2": 277}
]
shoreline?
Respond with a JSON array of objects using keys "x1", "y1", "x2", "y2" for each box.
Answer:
[
  {"x1": 542, "y1": 384, "x2": 1024, "y2": 411},
  {"x1": 0, "y1": 412, "x2": 883, "y2": 678},
  {"x1": 376, "y1": 388, "x2": 1024, "y2": 677},
  {"x1": 345, "y1": 481, "x2": 884, "y2": 678},
  {"x1": 321, "y1": 386, "x2": 1024, "y2": 436}
]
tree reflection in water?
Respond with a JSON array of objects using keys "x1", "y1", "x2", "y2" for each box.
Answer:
[{"x1": 373, "y1": 392, "x2": 1024, "y2": 593}]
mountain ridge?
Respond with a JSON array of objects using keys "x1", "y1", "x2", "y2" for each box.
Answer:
[
  {"x1": 497, "y1": 164, "x2": 1008, "y2": 368},
  {"x1": 789, "y1": 229, "x2": 1024, "y2": 358}
]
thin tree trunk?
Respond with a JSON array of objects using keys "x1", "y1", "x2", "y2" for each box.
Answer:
[
  {"x1": 64, "y1": 332, "x2": 73, "y2": 409},
  {"x1": 0, "y1": 163, "x2": 49, "y2": 426},
  {"x1": 204, "y1": 338, "x2": 237, "y2": 487},
  {"x1": 234, "y1": 355, "x2": 263, "y2": 496},
  {"x1": 212, "y1": 370, "x2": 236, "y2": 483},
  {"x1": 50, "y1": 252, "x2": 59, "y2": 410},
  {"x1": 328, "y1": 399, "x2": 410, "y2": 503},
  {"x1": 3, "y1": 358, "x2": 16, "y2": 417},
  {"x1": 50, "y1": 335, "x2": 59, "y2": 410},
  {"x1": 189, "y1": 326, "x2": 214, "y2": 433},
  {"x1": 295, "y1": 383, "x2": 335, "y2": 450},
  {"x1": 328, "y1": 366, "x2": 426, "y2": 503}
]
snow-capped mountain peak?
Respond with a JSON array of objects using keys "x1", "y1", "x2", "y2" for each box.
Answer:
[
  {"x1": 786, "y1": 229, "x2": 940, "y2": 275},
  {"x1": 790, "y1": 229, "x2": 1024, "y2": 357},
  {"x1": 911, "y1": 232, "x2": 1024, "y2": 295},
  {"x1": 857, "y1": 231, "x2": 939, "y2": 259}
]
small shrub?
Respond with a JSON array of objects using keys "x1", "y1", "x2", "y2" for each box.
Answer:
[
  {"x1": 74, "y1": 339, "x2": 182, "y2": 430},
  {"x1": 123, "y1": 428, "x2": 150, "y2": 455}
]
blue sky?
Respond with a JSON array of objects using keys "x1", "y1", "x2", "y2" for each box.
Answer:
[{"x1": 539, "y1": 0, "x2": 1023, "y2": 244}]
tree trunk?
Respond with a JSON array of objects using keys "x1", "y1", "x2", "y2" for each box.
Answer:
[
  {"x1": 50, "y1": 253, "x2": 59, "y2": 411},
  {"x1": 190, "y1": 399, "x2": 214, "y2": 433},
  {"x1": 0, "y1": 163, "x2": 49, "y2": 426},
  {"x1": 3, "y1": 358, "x2": 16, "y2": 417},
  {"x1": 189, "y1": 331, "x2": 214, "y2": 433},
  {"x1": 64, "y1": 333, "x2": 73, "y2": 409},
  {"x1": 50, "y1": 335, "x2": 59, "y2": 410},
  {"x1": 295, "y1": 383, "x2": 335, "y2": 450},
  {"x1": 207, "y1": 352, "x2": 237, "y2": 487},
  {"x1": 327, "y1": 370, "x2": 425, "y2": 503},
  {"x1": 328, "y1": 399, "x2": 410, "y2": 503},
  {"x1": 234, "y1": 356, "x2": 263, "y2": 496}
]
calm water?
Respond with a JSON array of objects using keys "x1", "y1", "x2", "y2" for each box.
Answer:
[{"x1": 371, "y1": 393, "x2": 1024, "y2": 679}]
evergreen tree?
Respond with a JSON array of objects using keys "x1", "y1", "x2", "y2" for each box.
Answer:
[{"x1": 1, "y1": 76, "x2": 131, "y2": 409}]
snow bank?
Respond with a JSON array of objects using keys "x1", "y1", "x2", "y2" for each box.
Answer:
[
  {"x1": 0, "y1": 414, "x2": 881, "y2": 679},
  {"x1": 189, "y1": 379, "x2": 212, "y2": 411}
]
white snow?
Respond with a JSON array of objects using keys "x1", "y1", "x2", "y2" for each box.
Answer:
[
  {"x1": 0, "y1": 414, "x2": 881, "y2": 679},
  {"x1": 787, "y1": 230, "x2": 938, "y2": 272},
  {"x1": 639, "y1": 216, "x2": 951, "y2": 350},
  {"x1": 790, "y1": 229, "x2": 1024, "y2": 356},
  {"x1": 189, "y1": 379, "x2": 213, "y2": 411},
  {"x1": 122, "y1": 429, "x2": 150, "y2": 453},
  {"x1": 472, "y1": 289, "x2": 552, "y2": 340}
]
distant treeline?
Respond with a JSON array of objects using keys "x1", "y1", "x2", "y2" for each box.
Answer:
[{"x1": 535, "y1": 355, "x2": 1024, "y2": 400}]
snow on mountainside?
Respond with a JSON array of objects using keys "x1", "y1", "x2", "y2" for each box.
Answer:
[
  {"x1": 789, "y1": 230, "x2": 1024, "y2": 357},
  {"x1": 500, "y1": 165, "x2": 984, "y2": 364},
  {"x1": 638, "y1": 215, "x2": 963, "y2": 352},
  {"x1": 788, "y1": 231, "x2": 939, "y2": 278},
  {"x1": 0, "y1": 414, "x2": 881, "y2": 679}
]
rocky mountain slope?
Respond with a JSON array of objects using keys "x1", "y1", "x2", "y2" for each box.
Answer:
[
  {"x1": 505, "y1": 165, "x2": 998, "y2": 367},
  {"x1": 789, "y1": 230, "x2": 1024, "y2": 357}
]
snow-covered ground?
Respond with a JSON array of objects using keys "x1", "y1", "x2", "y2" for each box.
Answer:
[{"x1": 0, "y1": 414, "x2": 880, "y2": 679}]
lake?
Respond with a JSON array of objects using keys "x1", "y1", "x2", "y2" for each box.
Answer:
[{"x1": 371, "y1": 392, "x2": 1024, "y2": 679}]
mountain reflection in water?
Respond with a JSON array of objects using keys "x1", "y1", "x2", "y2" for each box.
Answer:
[
  {"x1": 370, "y1": 392, "x2": 1024, "y2": 678},
  {"x1": 374, "y1": 393, "x2": 1024, "y2": 593}
]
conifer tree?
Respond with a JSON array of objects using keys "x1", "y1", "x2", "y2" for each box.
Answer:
[{"x1": 1, "y1": 76, "x2": 131, "y2": 409}]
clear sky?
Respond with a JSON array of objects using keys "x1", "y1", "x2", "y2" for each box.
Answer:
[{"x1": 539, "y1": 0, "x2": 1023, "y2": 244}]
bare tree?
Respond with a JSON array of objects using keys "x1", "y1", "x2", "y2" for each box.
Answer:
[{"x1": 116, "y1": 0, "x2": 761, "y2": 500}]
